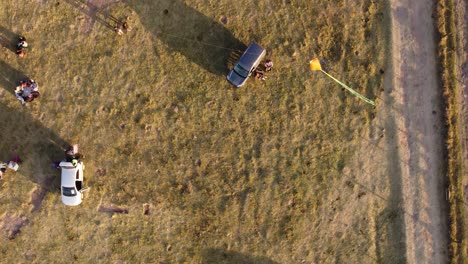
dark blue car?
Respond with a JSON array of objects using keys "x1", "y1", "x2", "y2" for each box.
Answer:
[{"x1": 227, "y1": 42, "x2": 266, "y2": 87}]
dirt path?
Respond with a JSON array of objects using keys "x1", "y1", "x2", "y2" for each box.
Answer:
[{"x1": 383, "y1": 0, "x2": 449, "y2": 262}]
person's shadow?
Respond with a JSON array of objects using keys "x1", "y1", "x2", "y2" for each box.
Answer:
[
  {"x1": 202, "y1": 248, "x2": 279, "y2": 264},
  {"x1": 126, "y1": 0, "x2": 246, "y2": 76},
  {"x1": 0, "y1": 25, "x2": 19, "y2": 53},
  {"x1": 0, "y1": 60, "x2": 29, "y2": 97}
]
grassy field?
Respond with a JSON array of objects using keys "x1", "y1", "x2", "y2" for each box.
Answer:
[
  {"x1": 0, "y1": 0, "x2": 390, "y2": 263},
  {"x1": 436, "y1": 0, "x2": 467, "y2": 262}
]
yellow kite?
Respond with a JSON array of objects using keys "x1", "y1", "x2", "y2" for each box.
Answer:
[{"x1": 309, "y1": 58, "x2": 322, "y2": 71}]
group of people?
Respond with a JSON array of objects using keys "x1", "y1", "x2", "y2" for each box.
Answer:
[
  {"x1": 255, "y1": 59, "x2": 273, "y2": 81},
  {"x1": 9, "y1": 21, "x2": 129, "y2": 107},
  {"x1": 65, "y1": 145, "x2": 82, "y2": 166},
  {"x1": 114, "y1": 21, "x2": 130, "y2": 35},
  {"x1": 52, "y1": 145, "x2": 82, "y2": 169},
  {"x1": 12, "y1": 36, "x2": 39, "y2": 106},
  {"x1": 1, "y1": 144, "x2": 81, "y2": 181},
  {"x1": 15, "y1": 79, "x2": 40, "y2": 105}
]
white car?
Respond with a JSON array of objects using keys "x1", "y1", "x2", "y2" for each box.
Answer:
[{"x1": 59, "y1": 161, "x2": 89, "y2": 206}]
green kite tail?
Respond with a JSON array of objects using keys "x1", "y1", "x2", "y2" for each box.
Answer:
[{"x1": 321, "y1": 70, "x2": 375, "y2": 106}]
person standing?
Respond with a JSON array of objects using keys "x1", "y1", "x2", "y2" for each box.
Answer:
[
  {"x1": 65, "y1": 145, "x2": 82, "y2": 166},
  {"x1": 264, "y1": 59, "x2": 273, "y2": 72},
  {"x1": 16, "y1": 36, "x2": 28, "y2": 57},
  {"x1": 0, "y1": 162, "x2": 6, "y2": 181}
]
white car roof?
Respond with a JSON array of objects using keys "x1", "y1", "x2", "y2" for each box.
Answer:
[{"x1": 60, "y1": 162, "x2": 80, "y2": 187}]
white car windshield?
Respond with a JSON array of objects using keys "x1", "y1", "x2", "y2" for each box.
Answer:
[{"x1": 62, "y1": 187, "x2": 77, "y2": 197}]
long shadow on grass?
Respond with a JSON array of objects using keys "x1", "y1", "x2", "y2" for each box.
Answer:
[
  {"x1": 0, "y1": 25, "x2": 17, "y2": 53},
  {"x1": 126, "y1": 0, "x2": 246, "y2": 76},
  {"x1": 63, "y1": 0, "x2": 121, "y2": 31},
  {"x1": 0, "y1": 60, "x2": 29, "y2": 97},
  {"x1": 202, "y1": 248, "x2": 278, "y2": 264},
  {"x1": 0, "y1": 25, "x2": 17, "y2": 40},
  {"x1": 0, "y1": 62, "x2": 69, "y2": 191},
  {"x1": 0, "y1": 104, "x2": 69, "y2": 187}
]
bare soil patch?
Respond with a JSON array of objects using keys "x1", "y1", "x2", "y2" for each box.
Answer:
[
  {"x1": 98, "y1": 205, "x2": 129, "y2": 214},
  {"x1": 29, "y1": 186, "x2": 47, "y2": 213},
  {"x1": 0, "y1": 214, "x2": 29, "y2": 240}
]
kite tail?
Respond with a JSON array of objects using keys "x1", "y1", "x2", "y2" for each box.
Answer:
[{"x1": 321, "y1": 70, "x2": 375, "y2": 106}]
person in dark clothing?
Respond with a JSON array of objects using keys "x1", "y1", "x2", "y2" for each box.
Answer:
[
  {"x1": 16, "y1": 36, "x2": 28, "y2": 57},
  {"x1": 0, "y1": 162, "x2": 6, "y2": 180},
  {"x1": 65, "y1": 145, "x2": 82, "y2": 166},
  {"x1": 255, "y1": 70, "x2": 266, "y2": 81}
]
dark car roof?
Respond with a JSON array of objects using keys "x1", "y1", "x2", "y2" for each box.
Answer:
[{"x1": 238, "y1": 42, "x2": 265, "y2": 68}]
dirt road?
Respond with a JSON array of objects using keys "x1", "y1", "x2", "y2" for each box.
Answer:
[{"x1": 382, "y1": 0, "x2": 449, "y2": 262}]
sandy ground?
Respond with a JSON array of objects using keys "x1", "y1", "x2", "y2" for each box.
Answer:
[{"x1": 381, "y1": 0, "x2": 449, "y2": 262}]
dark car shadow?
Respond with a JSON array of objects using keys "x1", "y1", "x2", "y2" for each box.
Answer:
[
  {"x1": 125, "y1": 0, "x2": 246, "y2": 76},
  {"x1": 202, "y1": 248, "x2": 279, "y2": 264}
]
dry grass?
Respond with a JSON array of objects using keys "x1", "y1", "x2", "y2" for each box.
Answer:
[
  {"x1": 436, "y1": 0, "x2": 467, "y2": 263},
  {"x1": 0, "y1": 0, "x2": 391, "y2": 262}
]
